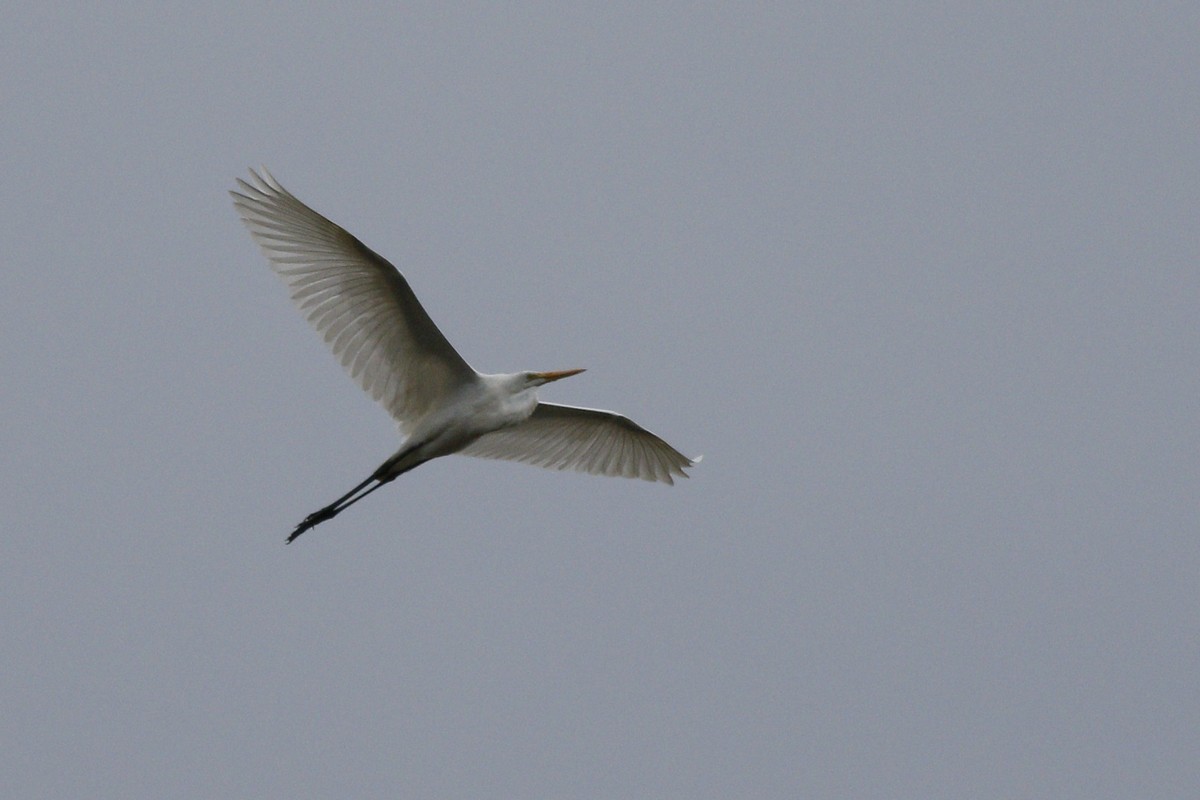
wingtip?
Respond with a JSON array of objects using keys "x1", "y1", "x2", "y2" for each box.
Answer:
[
  {"x1": 258, "y1": 165, "x2": 280, "y2": 189},
  {"x1": 239, "y1": 166, "x2": 276, "y2": 189}
]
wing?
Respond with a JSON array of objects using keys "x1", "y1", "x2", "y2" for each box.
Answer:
[
  {"x1": 231, "y1": 169, "x2": 477, "y2": 431},
  {"x1": 459, "y1": 402, "x2": 698, "y2": 485}
]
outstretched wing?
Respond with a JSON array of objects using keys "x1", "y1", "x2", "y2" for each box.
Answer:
[
  {"x1": 231, "y1": 169, "x2": 477, "y2": 431},
  {"x1": 459, "y1": 402, "x2": 698, "y2": 485}
]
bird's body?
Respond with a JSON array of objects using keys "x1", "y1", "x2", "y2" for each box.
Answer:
[
  {"x1": 231, "y1": 169, "x2": 697, "y2": 542},
  {"x1": 375, "y1": 371, "x2": 554, "y2": 479}
]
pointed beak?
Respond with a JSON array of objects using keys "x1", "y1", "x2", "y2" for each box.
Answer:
[{"x1": 533, "y1": 368, "x2": 586, "y2": 383}]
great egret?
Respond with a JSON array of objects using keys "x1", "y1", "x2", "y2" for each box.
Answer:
[{"x1": 231, "y1": 169, "x2": 698, "y2": 542}]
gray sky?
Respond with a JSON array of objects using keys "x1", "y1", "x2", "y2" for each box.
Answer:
[{"x1": 3, "y1": 4, "x2": 1197, "y2": 797}]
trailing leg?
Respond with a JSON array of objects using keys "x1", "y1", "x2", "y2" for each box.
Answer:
[{"x1": 285, "y1": 450, "x2": 427, "y2": 543}]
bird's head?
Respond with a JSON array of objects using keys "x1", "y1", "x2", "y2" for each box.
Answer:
[{"x1": 526, "y1": 368, "x2": 586, "y2": 388}]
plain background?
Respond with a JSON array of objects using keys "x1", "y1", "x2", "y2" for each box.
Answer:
[{"x1": 3, "y1": 4, "x2": 1197, "y2": 798}]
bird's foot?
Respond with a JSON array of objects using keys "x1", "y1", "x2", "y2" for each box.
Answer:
[{"x1": 286, "y1": 505, "x2": 339, "y2": 544}]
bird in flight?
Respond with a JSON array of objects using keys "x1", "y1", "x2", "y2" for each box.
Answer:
[{"x1": 231, "y1": 169, "x2": 697, "y2": 542}]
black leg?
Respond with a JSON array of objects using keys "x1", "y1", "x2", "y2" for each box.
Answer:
[{"x1": 285, "y1": 452, "x2": 426, "y2": 543}]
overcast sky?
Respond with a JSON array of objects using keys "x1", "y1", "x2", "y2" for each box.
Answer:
[{"x1": 3, "y1": 4, "x2": 1197, "y2": 798}]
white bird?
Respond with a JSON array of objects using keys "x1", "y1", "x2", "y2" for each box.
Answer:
[{"x1": 231, "y1": 169, "x2": 698, "y2": 542}]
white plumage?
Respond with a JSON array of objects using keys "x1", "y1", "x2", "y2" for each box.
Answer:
[{"x1": 231, "y1": 169, "x2": 697, "y2": 542}]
